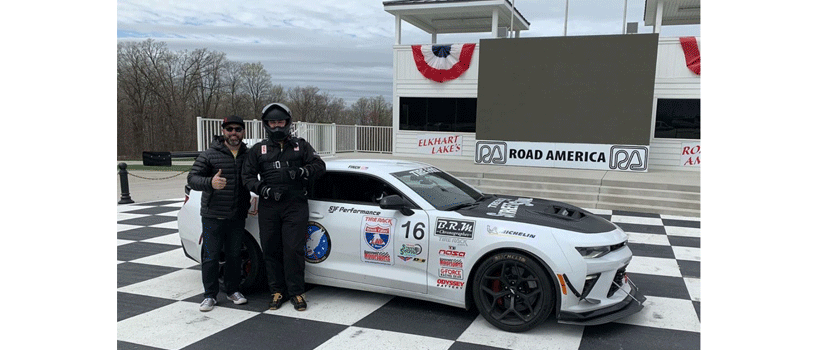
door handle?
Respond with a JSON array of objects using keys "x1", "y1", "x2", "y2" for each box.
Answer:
[{"x1": 309, "y1": 212, "x2": 324, "y2": 219}]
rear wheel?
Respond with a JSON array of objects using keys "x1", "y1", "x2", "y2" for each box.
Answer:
[
  {"x1": 219, "y1": 233, "x2": 264, "y2": 293},
  {"x1": 472, "y1": 252, "x2": 554, "y2": 332}
]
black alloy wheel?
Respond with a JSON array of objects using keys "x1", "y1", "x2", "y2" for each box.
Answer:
[
  {"x1": 472, "y1": 252, "x2": 554, "y2": 332},
  {"x1": 219, "y1": 233, "x2": 264, "y2": 293}
]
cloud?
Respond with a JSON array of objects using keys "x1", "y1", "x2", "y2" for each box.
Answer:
[{"x1": 117, "y1": 0, "x2": 699, "y2": 105}]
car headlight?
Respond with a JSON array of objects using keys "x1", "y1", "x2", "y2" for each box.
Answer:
[
  {"x1": 576, "y1": 241, "x2": 627, "y2": 259},
  {"x1": 575, "y1": 246, "x2": 611, "y2": 259}
]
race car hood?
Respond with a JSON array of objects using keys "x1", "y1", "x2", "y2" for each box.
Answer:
[{"x1": 456, "y1": 195, "x2": 617, "y2": 234}]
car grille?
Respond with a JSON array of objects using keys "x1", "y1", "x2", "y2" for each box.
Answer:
[{"x1": 608, "y1": 266, "x2": 627, "y2": 298}]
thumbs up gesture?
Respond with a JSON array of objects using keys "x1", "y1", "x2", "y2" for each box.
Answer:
[{"x1": 211, "y1": 169, "x2": 227, "y2": 190}]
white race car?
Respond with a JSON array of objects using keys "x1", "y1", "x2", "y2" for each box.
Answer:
[{"x1": 178, "y1": 159, "x2": 644, "y2": 332}]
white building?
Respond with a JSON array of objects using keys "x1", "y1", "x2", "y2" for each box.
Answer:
[{"x1": 383, "y1": 0, "x2": 700, "y2": 171}]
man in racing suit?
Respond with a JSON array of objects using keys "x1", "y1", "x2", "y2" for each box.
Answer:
[{"x1": 243, "y1": 103, "x2": 325, "y2": 311}]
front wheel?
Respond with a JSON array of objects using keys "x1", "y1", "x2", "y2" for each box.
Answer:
[{"x1": 472, "y1": 252, "x2": 554, "y2": 332}]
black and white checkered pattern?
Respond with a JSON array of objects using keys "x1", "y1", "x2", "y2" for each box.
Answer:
[{"x1": 117, "y1": 199, "x2": 700, "y2": 350}]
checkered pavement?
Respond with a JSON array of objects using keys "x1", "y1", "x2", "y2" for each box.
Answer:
[{"x1": 117, "y1": 199, "x2": 700, "y2": 350}]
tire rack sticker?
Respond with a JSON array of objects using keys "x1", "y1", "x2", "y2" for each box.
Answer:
[{"x1": 361, "y1": 216, "x2": 395, "y2": 265}]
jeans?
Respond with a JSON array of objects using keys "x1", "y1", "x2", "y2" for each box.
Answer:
[{"x1": 201, "y1": 217, "x2": 245, "y2": 298}]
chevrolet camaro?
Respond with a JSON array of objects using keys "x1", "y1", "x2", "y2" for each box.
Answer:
[{"x1": 177, "y1": 159, "x2": 644, "y2": 332}]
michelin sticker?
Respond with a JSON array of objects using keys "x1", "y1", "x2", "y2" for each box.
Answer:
[
  {"x1": 487, "y1": 225, "x2": 536, "y2": 239},
  {"x1": 361, "y1": 216, "x2": 395, "y2": 265}
]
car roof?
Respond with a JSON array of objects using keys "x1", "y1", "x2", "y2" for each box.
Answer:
[{"x1": 325, "y1": 158, "x2": 435, "y2": 176}]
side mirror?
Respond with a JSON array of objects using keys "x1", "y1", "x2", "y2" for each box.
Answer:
[{"x1": 379, "y1": 195, "x2": 415, "y2": 216}]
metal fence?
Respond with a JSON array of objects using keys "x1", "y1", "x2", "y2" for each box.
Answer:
[{"x1": 196, "y1": 117, "x2": 393, "y2": 155}]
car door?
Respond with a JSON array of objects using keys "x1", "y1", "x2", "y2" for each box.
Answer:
[{"x1": 307, "y1": 171, "x2": 429, "y2": 294}]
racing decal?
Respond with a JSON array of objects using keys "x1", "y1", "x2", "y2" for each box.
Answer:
[
  {"x1": 438, "y1": 237, "x2": 469, "y2": 246},
  {"x1": 397, "y1": 244, "x2": 423, "y2": 261},
  {"x1": 305, "y1": 221, "x2": 331, "y2": 264},
  {"x1": 439, "y1": 246, "x2": 466, "y2": 258},
  {"x1": 401, "y1": 221, "x2": 425, "y2": 240},
  {"x1": 436, "y1": 278, "x2": 465, "y2": 289},
  {"x1": 439, "y1": 257, "x2": 463, "y2": 269},
  {"x1": 486, "y1": 197, "x2": 534, "y2": 218},
  {"x1": 435, "y1": 218, "x2": 475, "y2": 239},
  {"x1": 348, "y1": 165, "x2": 369, "y2": 170},
  {"x1": 361, "y1": 216, "x2": 395, "y2": 265},
  {"x1": 328, "y1": 206, "x2": 381, "y2": 216},
  {"x1": 486, "y1": 225, "x2": 536, "y2": 239},
  {"x1": 439, "y1": 268, "x2": 463, "y2": 280}
]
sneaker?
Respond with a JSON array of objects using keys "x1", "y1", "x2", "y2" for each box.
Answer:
[
  {"x1": 199, "y1": 297, "x2": 216, "y2": 312},
  {"x1": 227, "y1": 291, "x2": 247, "y2": 305},
  {"x1": 291, "y1": 295, "x2": 307, "y2": 311},
  {"x1": 269, "y1": 292, "x2": 285, "y2": 310}
]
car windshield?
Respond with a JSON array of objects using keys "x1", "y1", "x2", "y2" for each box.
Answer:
[{"x1": 391, "y1": 166, "x2": 484, "y2": 210}]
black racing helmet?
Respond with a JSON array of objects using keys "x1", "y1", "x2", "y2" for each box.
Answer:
[{"x1": 261, "y1": 103, "x2": 292, "y2": 141}]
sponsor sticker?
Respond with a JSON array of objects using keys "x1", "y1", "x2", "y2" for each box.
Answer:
[
  {"x1": 438, "y1": 236, "x2": 469, "y2": 246},
  {"x1": 486, "y1": 225, "x2": 536, "y2": 239},
  {"x1": 398, "y1": 244, "x2": 423, "y2": 262},
  {"x1": 435, "y1": 218, "x2": 475, "y2": 239},
  {"x1": 439, "y1": 246, "x2": 466, "y2": 258},
  {"x1": 361, "y1": 216, "x2": 395, "y2": 265},
  {"x1": 486, "y1": 198, "x2": 533, "y2": 218},
  {"x1": 439, "y1": 257, "x2": 463, "y2": 269},
  {"x1": 328, "y1": 206, "x2": 381, "y2": 216},
  {"x1": 437, "y1": 278, "x2": 465, "y2": 289},
  {"x1": 305, "y1": 222, "x2": 331, "y2": 263},
  {"x1": 439, "y1": 268, "x2": 463, "y2": 280}
]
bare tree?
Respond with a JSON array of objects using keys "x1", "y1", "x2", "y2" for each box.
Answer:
[
  {"x1": 241, "y1": 62, "x2": 273, "y2": 118},
  {"x1": 191, "y1": 48, "x2": 227, "y2": 119},
  {"x1": 287, "y1": 86, "x2": 322, "y2": 122},
  {"x1": 119, "y1": 39, "x2": 399, "y2": 159}
]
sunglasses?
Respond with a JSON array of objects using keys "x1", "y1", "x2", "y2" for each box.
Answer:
[{"x1": 224, "y1": 126, "x2": 244, "y2": 132}]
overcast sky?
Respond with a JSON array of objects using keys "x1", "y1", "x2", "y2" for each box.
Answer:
[{"x1": 117, "y1": 0, "x2": 700, "y2": 106}]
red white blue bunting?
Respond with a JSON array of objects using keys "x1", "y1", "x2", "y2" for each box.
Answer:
[{"x1": 411, "y1": 43, "x2": 476, "y2": 83}]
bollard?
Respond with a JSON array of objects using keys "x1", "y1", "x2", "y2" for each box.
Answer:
[{"x1": 118, "y1": 162, "x2": 135, "y2": 204}]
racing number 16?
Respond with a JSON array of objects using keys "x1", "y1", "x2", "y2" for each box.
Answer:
[{"x1": 402, "y1": 221, "x2": 425, "y2": 240}]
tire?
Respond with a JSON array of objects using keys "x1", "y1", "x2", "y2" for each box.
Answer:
[
  {"x1": 471, "y1": 251, "x2": 555, "y2": 332},
  {"x1": 219, "y1": 233, "x2": 265, "y2": 293}
]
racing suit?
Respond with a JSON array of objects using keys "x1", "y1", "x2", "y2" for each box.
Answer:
[{"x1": 242, "y1": 136, "x2": 325, "y2": 297}]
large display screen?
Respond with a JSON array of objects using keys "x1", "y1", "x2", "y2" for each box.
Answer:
[{"x1": 476, "y1": 34, "x2": 659, "y2": 146}]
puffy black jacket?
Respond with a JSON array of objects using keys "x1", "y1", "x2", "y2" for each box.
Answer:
[
  {"x1": 187, "y1": 137, "x2": 251, "y2": 219},
  {"x1": 243, "y1": 136, "x2": 325, "y2": 201}
]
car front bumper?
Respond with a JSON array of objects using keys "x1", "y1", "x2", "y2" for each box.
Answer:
[{"x1": 556, "y1": 282, "x2": 646, "y2": 326}]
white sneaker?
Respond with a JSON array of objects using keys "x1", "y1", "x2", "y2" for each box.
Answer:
[
  {"x1": 227, "y1": 291, "x2": 247, "y2": 305},
  {"x1": 199, "y1": 297, "x2": 217, "y2": 312}
]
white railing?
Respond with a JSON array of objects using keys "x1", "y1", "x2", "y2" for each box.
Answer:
[{"x1": 196, "y1": 117, "x2": 393, "y2": 155}]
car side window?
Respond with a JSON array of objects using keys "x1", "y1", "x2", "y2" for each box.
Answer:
[{"x1": 310, "y1": 171, "x2": 398, "y2": 205}]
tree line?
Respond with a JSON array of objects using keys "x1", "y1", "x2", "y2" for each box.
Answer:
[{"x1": 117, "y1": 39, "x2": 392, "y2": 159}]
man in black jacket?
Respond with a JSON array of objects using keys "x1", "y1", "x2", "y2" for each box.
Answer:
[
  {"x1": 243, "y1": 103, "x2": 325, "y2": 311},
  {"x1": 188, "y1": 115, "x2": 254, "y2": 312}
]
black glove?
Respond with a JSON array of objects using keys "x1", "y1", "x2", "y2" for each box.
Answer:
[
  {"x1": 261, "y1": 186, "x2": 272, "y2": 200},
  {"x1": 289, "y1": 167, "x2": 309, "y2": 180}
]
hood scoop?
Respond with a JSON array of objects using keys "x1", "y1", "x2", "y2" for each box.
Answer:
[{"x1": 541, "y1": 205, "x2": 587, "y2": 221}]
